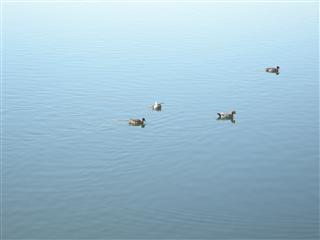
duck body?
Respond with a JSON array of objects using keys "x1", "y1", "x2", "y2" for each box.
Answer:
[
  {"x1": 217, "y1": 111, "x2": 236, "y2": 120},
  {"x1": 128, "y1": 118, "x2": 146, "y2": 126},
  {"x1": 217, "y1": 111, "x2": 236, "y2": 124},
  {"x1": 266, "y1": 66, "x2": 280, "y2": 74},
  {"x1": 152, "y1": 102, "x2": 162, "y2": 111}
]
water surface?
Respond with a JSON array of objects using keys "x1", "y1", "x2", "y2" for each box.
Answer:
[{"x1": 3, "y1": 2, "x2": 319, "y2": 239}]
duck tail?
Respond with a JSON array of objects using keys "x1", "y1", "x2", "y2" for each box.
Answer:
[{"x1": 217, "y1": 113, "x2": 221, "y2": 117}]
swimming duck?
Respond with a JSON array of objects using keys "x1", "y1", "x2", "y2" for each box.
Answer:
[
  {"x1": 152, "y1": 102, "x2": 162, "y2": 111},
  {"x1": 129, "y1": 118, "x2": 146, "y2": 126},
  {"x1": 217, "y1": 111, "x2": 236, "y2": 124},
  {"x1": 217, "y1": 111, "x2": 236, "y2": 119},
  {"x1": 266, "y1": 66, "x2": 280, "y2": 75}
]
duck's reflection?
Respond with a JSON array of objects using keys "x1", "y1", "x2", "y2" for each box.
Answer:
[
  {"x1": 129, "y1": 123, "x2": 146, "y2": 128},
  {"x1": 217, "y1": 117, "x2": 236, "y2": 124}
]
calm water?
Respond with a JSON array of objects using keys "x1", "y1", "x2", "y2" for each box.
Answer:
[{"x1": 3, "y1": 2, "x2": 319, "y2": 239}]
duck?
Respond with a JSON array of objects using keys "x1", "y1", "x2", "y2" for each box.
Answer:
[
  {"x1": 266, "y1": 66, "x2": 280, "y2": 75},
  {"x1": 128, "y1": 118, "x2": 146, "y2": 126},
  {"x1": 217, "y1": 111, "x2": 236, "y2": 119},
  {"x1": 217, "y1": 111, "x2": 236, "y2": 124},
  {"x1": 152, "y1": 102, "x2": 163, "y2": 111}
]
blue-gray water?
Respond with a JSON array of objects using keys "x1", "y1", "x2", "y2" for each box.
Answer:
[{"x1": 3, "y1": 2, "x2": 319, "y2": 239}]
